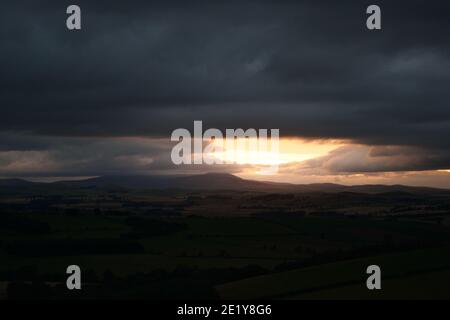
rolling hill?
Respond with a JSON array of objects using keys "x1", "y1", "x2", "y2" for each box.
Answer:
[{"x1": 0, "y1": 173, "x2": 448, "y2": 194}]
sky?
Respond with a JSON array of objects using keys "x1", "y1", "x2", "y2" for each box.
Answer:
[{"x1": 1, "y1": 0, "x2": 450, "y2": 187}]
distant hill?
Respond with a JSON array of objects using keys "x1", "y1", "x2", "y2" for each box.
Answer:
[
  {"x1": 55, "y1": 175, "x2": 171, "y2": 189},
  {"x1": 54, "y1": 173, "x2": 284, "y2": 191},
  {"x1": 172, "y1": 173, "x2": 283, "y2": 191},
  {"x1": 0, "y1": 178, "x2": 38, "y2": 187},
  {"x1": 0, "y1": 173, "x2": 448, "y2": 194}
]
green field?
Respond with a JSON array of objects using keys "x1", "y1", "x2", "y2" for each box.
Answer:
[
  {"x1": 1, "y1": 211, "x2": 450, "y2": 299},
  {"x1": 286, "y1": 269, "x2": 450, "y2": 300},
  {"x1": 0, "y1": 282, "x2": 7, "y2": 299},
  {"x1": 216, "y1": 247, "x2": 450, "y2": 299}
]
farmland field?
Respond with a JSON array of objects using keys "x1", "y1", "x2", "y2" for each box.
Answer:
[
  {"x1": 1, "y1": 186, "x2": 450, "y2": 299},
  {"x1": 216, "y1": 247, "x2": 450, "y2": 299}
]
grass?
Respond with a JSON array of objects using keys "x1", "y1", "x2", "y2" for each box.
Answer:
[
  {"x1": 2, "y1": 214, "x2": 450, "y2": 290},
  {"x1": 215, "y1": 247, "x2": 450, "y2": 299},
  {"x1": 0, "y1": 282, "x2": 7, "y2": 300},
  {"x1": 0, "y1": 253, "x2": 282, "y2": 277},
  {"x1": 286, "y1": 269, "x2": 450, "y2": 300}
]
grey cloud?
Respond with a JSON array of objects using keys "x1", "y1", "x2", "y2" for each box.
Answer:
[
  {"x1": 1, "y1": 0, "x2": 450, "y2": 175},
  {"x1": 304, "y1": 145, "x2": 450, "y2": 173}
]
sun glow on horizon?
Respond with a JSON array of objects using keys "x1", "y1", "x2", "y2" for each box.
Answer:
[{"x1": 202, "y1": 137, "x2": 346, "y2": 171}]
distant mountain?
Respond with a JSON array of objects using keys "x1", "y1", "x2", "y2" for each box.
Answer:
[
  {"x1": 327, "y1": 184, "x2": 447, "y2": 195},
  {"x1": 0, "y1": 173, "x2": 448, "y2": 194},
  {"x1": 54, "y1": 173, "x2": 283, "y2": 191},
  {"x1": 289, "y1": 182, "x2": 450, "y2": 195},
  {"x1": 0, "y1": 178, "x2": 38, "y2": 187},
  {"x1": 172, "y1": 173, "x2": 280, "y2": 190},
  {"x1": 55, "y1": 175, "x2": 172, "y2": 189}
]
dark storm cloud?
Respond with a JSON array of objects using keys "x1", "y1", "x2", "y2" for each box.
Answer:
[
  {"x1": 303, "y1": 145, "x2": 450, "y2": 174},
  {"x1": 1, "y1": 0, "x2": 450, "y2": 174}
]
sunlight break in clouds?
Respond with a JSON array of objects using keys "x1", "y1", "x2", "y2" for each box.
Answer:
[{"x1": 203, "y1": 138, "x2": 346, "y2": 174}]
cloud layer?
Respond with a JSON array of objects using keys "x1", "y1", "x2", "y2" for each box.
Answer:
[{"x1": 1, "y1": 1, "x2": 450, "y2": 178}]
